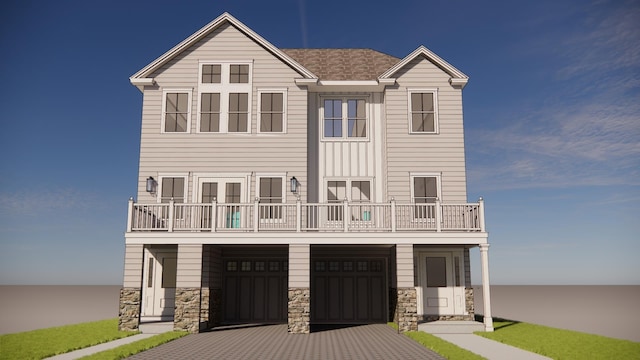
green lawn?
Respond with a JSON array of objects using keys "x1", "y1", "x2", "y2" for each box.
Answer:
[
  {"x1": 476, "y1": 320, "x2": 640, "y2": 360},
  {"x1": 79, "y1": 331, "x2": 188, "y2": 360},
  {"x1": 0, "y1": 319, "x2": 137, "y2": 360},
  {"x1": 388, "y1": 322, "x2": 486, "y2": 360}
]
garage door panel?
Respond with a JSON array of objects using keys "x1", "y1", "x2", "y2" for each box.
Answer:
[
  {"x1": 342, "y1": 277, "x2": 354, "y2": 321},
  {"x1": 224, "y1": 277, "x2": 238, "y2": 322},
  {"x1": 329, "y1": 276, "x2": 341, "y2": 321},
  {"x1": 356, "y1": 276, "x2": 369, "y2": 321},
  {"x1": 239, "y1": 276, "x2": 252, "y2": 321},
  {"x1": 267, "y1": 276, "x2": 281, "y2": 321},
  {"x1": 371, "y1": 276, "x2": 384, "y2": 321},
  {"x1": 313, "y1": 276, "x2": 327, "y2": 320},
  {"x1": 253, "y1": 276, "x2": 266, "y2": 321}
]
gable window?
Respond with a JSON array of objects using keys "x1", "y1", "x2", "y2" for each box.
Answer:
[
  {"x1": 258, "y1": 90, "x2": 286, "y2": 133},
  {"x1": 411, "y1": 175, "x2": 440, "y2": 219},
  {"x1": 200, "y1": 93, "x2": 220, "y2": 132},
  {"x1": 408, "y1": 89, "x2": 438, "y2": 134},
  {"x1": 197, "y1": 61, "x2": 252, "y2": 133},
  {"x1": 162, "y1": 91, "x2": 191, "y2": 133},
  {"x1": 322, "y1": 97, "x2": 367, "y2": 139}
]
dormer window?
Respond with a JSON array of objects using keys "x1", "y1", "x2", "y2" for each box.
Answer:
[
  {"x1": 322, "y1": 97, "x2": 368, "y2": 140},
  {"x1": 197, "y1": 61, "x2": 252, "y2": 133}
]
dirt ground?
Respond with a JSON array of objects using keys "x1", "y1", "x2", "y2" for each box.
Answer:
[{"x1": 1, "y1": 285, "x2": 638, "y2": 342}]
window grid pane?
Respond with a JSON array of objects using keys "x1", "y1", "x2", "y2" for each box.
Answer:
[
  {"x1": 230, "y1": 64, "x2": 249, "y2": 83},
  {"x1": 229, "y1": 93, "x2": 248, "y2": 132},
  {"x1": 347, "y1": 99, "x2": 366, "y2": 137},
  {"x1": 411, "y1": 92, "x2": 435, "y2": 132},
  {"x1": 260, "y1": 93, "x2": 284, "y2": 132},
  {"x1": 324, "y1": 99, "x2": 342, "y2": 137},
  {"x1": 165, "y1": 93, "x2": 188, "y2": 132},
  {"x1": 202, "y1": 64, "x2": 221, "y2": 83},
  {"x1": 200, "y1": 93, "x2": 220, "y2": 132}
]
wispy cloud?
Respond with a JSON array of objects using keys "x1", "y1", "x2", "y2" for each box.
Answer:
[
  {"x1": 468, "y1": 1, "x2": 640, "y2": 191},
  {"x1": 0, "y1": 188, "x2": 103, "y2": 215}
]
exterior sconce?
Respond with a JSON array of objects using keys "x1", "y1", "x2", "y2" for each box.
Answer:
[
  {"x1": 146, "y1": 176, "x2": 157, "y2": 195},
  {"x1": 290, "y1": 176, "x2": 299, "y2": 194}
]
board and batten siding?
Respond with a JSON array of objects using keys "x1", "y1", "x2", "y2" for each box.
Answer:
[
  {"x1": 176, "y1": 244, "x2": 203, "y2": 288},
  {"x1": 135, "y1": 22, "x2": 308, "y2": 203},
  {"x1": 123, "y1": 244, "x2": 144, "y2": 288},
  {"x1": 384, "y1": 56, "x2": 468, "y2": 202},
  {"x1": 289, "y1": 244, "x2": 310, "y2": 288}
]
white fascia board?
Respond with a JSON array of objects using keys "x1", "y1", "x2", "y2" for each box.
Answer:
[
  {"x1": 130, "y1": 12, "x2": 317, "y2": 82},
  {"x1": 302, "y1": 80, "x2": 389, "y2": 92},
  {"x1": 379, "y1": 45, "x2": 469, "y2": 83},
  {"x1": 449, "y1": 77, "x2": 469, "y2": 89}
]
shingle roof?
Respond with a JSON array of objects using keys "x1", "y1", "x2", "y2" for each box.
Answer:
[{"x1": 281, "y1": 49, "x2": 400, "y2": 81}]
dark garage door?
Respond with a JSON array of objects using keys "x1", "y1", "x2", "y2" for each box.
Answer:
[
  {"x1": 312, "y1": 258, "x2": 387, "y2": 324},
  {"x1": 223, "y1": 258, "x2": 288, "y2": 323}
]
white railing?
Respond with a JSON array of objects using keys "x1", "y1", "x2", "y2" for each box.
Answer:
[{"x1": 126, "y1": 197, "x2": 485, "y2": 233}]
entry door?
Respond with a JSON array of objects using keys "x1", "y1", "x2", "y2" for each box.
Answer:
[
  {"x1": 421, "y1": 252, "x2": 464, "y2": 315},
  {"x1": 143, "y1": 252, "x2": 177, "y2": 318}
]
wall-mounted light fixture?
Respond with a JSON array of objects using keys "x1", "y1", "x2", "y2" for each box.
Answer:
[
  {"x1": 290, "y1": 176, "x2": 299, "y2": 194},
  {"x1": 146, "y1": 176, "x2": 157, "y2": 195}
]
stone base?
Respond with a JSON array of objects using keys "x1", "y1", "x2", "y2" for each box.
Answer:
[
  {"x1": 288, "y1": 287, "x2": 310, "y2": 334},
  {"x1": 118, "y1": 288, "x2": 141, "y2": 332},
  {"x1": 174, "y1": 287, "x2": 202, "y2": 333},
  {"x1": 465, "y1": 287, "x2": 475, "y2": 316},
  {"x1": 396, "y1": 287, "x2": 418, "y2": 332},
  {"x1": 200, "y1": 287, "x2": 210, "y2": 331}
]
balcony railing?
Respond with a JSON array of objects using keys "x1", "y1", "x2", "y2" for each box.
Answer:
[{"x1": 126, "y1": 198, "x2": 485, "y2": 233}]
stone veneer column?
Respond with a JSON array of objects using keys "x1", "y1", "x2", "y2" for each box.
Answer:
[
  {"x1": 174, "y1": 287, "x2": 202, "y2": 333},
  {"x1": 199, "y1": 287, "x2": 210, "y2": 330},
  {"x1": 288, "y1": 244, "x2": 310, "y2": 333},
  {"x1": 465, "y1": 287, "x2": 475, "y2": 318},
  {"x1": 118, "y1": 288, "x2": 141, "y2": 331},
  {"x1": 396, "y1": 288, "x2": 418, "y2": 332}
]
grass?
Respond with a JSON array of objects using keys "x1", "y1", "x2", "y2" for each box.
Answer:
[
  {"x1": 79, "y1": 331, "x2": 188, "y2": 360},
  {"x1": 0, "y1": 319, "x2": 137, "y2": 360},
  {"x1": 476, "y1": 319, "x2": 640, "y2": 360},
  {"x1": 387, "y1": 322, "x2": 486, "y2": 360}
]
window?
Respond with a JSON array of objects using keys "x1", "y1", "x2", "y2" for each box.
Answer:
[
  {"x1": 258, "y1": 177, "x2": 284, "y2": 219},
  {"x1": 200, "y1": 93, "x2": 220, "y2": 132},
  {"x1": 426, "y1": 257, "x2": 447, "y2": 287},
  {"x1": 327, "y1": 181, "x2": 346, "y2": 221},
  {"x1": 197, "y1": 62, "x2": 252, "y2": 133},
  {"x1": 409, "y1": 90, "x2": 438, "y2": 133},
  {"x1": 160, "y1": 177, "x2": 185, "y2": 203},
  {"x1": 163, "y1": 91, "x2": 191, "y2": 133},
  {"x1": 322, "y1": 97, "x2": 367, "y2": 139},
  {"x1": 228, "y1": 93, "x2": 248, "y2": 132},
  {"x1": 259, "y1": 91, "x2": 285, "y2": 133},
  {"x1": 411, "y1": 175, "x2": 440, "y2": 219},
  {"x1": 351, "y1": 181, "x2": 370, "y2": 204}
]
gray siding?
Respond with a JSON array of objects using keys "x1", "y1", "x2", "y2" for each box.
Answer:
[
  {"x1": 396, "y1": 244, "x2": 414, "y2": 288},
  {"x1": 289, "y1": 244, "x2": 310, "y2": 288},
  {"x1": 176, "y1": 244, "x2": 203, "y2": 288},
  {"x1": 136, "y1": 23, "x2": 308, "y2": 203},
  {"x1": 123, "y1": 244, "x2": 144, "y2": 288},
  {"x1": 384, "y1": 56, "x2": 468, "y2": 202}
]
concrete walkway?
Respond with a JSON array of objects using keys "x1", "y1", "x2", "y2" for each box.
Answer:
[
  {"x1": 45, "y1": 334, "x2": 155, "y2": 360},
  {"x1": 434, "y1": 334, "x2": 551, "y2": 360}
]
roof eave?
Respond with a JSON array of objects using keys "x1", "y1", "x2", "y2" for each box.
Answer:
[{"x1": 130, "y1": 12, "x2": 317, "y2": 84}]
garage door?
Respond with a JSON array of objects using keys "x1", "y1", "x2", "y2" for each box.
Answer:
[
  {"x1": 312, "y1": 258, "x2": 387, "y2": 324},
  {"x1": 222, "y1": 258, "x2": 288, "y2": 323}
]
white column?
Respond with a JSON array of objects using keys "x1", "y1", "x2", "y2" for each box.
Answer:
[{"x1": 479, "y1": 243, "x2": 494, "y2": 331}]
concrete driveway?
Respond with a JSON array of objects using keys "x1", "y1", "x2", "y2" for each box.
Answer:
[{"x1": 127, "y1": 324, "x2": 444, "y2": 360}]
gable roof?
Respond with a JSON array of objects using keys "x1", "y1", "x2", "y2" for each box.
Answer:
[
  {"x1": 379, "y1": 45, "x2": 469, "y2": 88},
  {"x1": 130, "y1": 12, "x2": 317, "y2": 86},
  {"x1": 282, "y1": 49, "x2": 400, "y2": 81}
]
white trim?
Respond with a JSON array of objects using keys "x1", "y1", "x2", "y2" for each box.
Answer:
[
  {"x1": 320, "y1": 95, "x2": 370, "y2": 141},
  {"x1": 257, "y1": 88, "x2": 288, "y2": 134},
  {"x1": 407, "y1": 88, "x2": 439, "y2": 135},
  {"x1": 379, "y1": 45, "x2": 469, "y2": 88},
  {"x1": 157, "y1": 174, "x2": 189, "y2": 203},
  {"x1": 409, "y1": 173, "x2": 442, "y2": 202},
  {"x1": 196, "y1": 61, "x2": 253, "y2": 134},
  {"x1": 161, "y1": 89, "x2": 193, "y2": 134},
  {"x1": 255, "y1": 173, "x2": 287, "y2": 203},
  {"x1": 130, "y1": 12, "x2": 316, "y2": 91}
]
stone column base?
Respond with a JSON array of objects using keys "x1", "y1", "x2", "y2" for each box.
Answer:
[
  {"x1": 396, "y1": 287, "x2": 418, "y2": 332},
  {"x1": 174, "y1": 287, "x2": 202, "y2": 333},
  {"x1": 288, "y1": 287, "x2": 310, "y2": 334},
  {"x1": 118, "y1": 288, "x2": 141, "y2": 332}
]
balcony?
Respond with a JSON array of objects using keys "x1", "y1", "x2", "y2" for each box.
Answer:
[{"x1": 126, "y1": 198, "x2": 485, "y2": 233}]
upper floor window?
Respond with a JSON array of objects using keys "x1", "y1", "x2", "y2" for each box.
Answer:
[
  {"x1": 322, "y1": 97, "x2": 367, "y2": 140},
  {"x1": 162, "y1": 91, "x2": 191, "y2": 133},
  {"x1": 410, "y1": 174, "x2": 440, "y2": 219},
  {"x1": 258, "y1": 90, "x2": 286, "y2": 133},
  {"x1": 160, "y1": 177, "x2": 186, "y2": 203},
  {"x1": 408, "y1": 89, "x2": 438, "y2": 134},
  {"x1": 197, "y1": 61, "x2": 252, "y2": 134}
]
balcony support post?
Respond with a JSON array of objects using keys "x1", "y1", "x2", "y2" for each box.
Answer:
[
  {"x1": 390, "y1": 198, "x2": 396, "y2": 232},
  {"x1": 254, "y1": 197, "x2": 259, "y2": 232},
  {"x1": 296, "y1": 197, "x2": 302, "y2": 232},
  {"x1": 479, "y1": 243, "x2": 494, "y2": 332},
  {"x1": 168, "y1": 198, "x2": 175, "y2": 232},
  {"x1": 435, "y1": 198, "x2": 442, "y2": 232},
  {"x1": 211, "y1": 199, "x2": 217, "y2": 232},
  {"x1": 343, "y1": 199, "x2": 349, "y2": 232},
  {"x1": 478, "y1": 197, "x2": 486, "y2": 232},
  {"x1": 126, "y1": 197, "x2": 134, "y2": 233}
]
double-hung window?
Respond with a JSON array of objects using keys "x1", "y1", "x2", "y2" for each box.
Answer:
[
  {"x1": 408, "y1": 89, "x2": 438, "y2": 134},
  {"x1": 198, "y1": 62, "x2": 252, "y2": 133},
  {"x1": 162, "y1": 90, "x2": 192, "y2": 133},
  {"x1": 322, "y1": 97, "x2": 367, "y2": 139},
  {"x1": 258, "y1": 90, "x2": 286, "y2": 133},
  {"x1": 411, "y1": 175, "x2": 440, "y2": 219},
  {"x1": 257, "y1": 176, "x2": 285, "y2": 219}
]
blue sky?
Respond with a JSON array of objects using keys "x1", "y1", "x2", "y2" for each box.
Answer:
[{"x1": 0, "y1": 0, "x2": 638, "y2": 285}]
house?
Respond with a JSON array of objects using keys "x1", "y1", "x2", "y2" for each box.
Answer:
[{"x1": 119, "y1": 12, "x2": 494, "y2": 334}]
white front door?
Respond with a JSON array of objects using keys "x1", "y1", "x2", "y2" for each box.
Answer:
[
  {"x1": 419, "y1": 251, "x2": 465, "y2": 315},
  {"x1": 143, "y1": 250, "x2": 177, "y2": 318}
]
